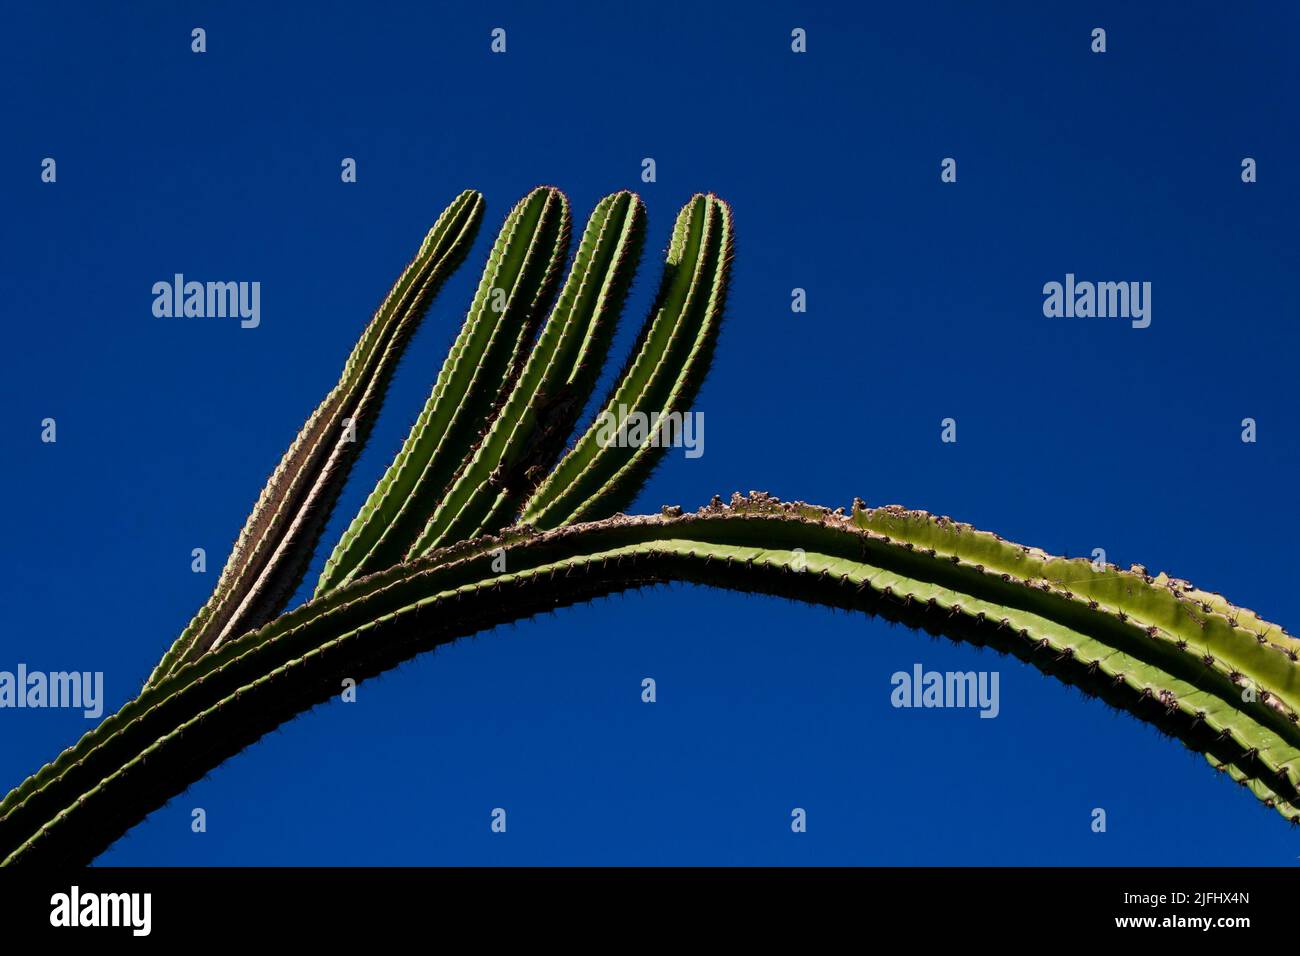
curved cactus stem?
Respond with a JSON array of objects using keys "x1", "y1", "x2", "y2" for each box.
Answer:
[
  {"x1": 145, "y1": 190, "x2": 484, "y2": 686},
  {"x1": 315, "y1": 187, "x2": 571, "y2": 594},
  {"x1": 405, "y1": 191, "x2": 647, "y2": 554},
  {"x1": 520, "y1": 193, "x2": 733, "y2": 529},
  {"x1": 4, "y1": 493, "x2": 1296, "y2": 865}
]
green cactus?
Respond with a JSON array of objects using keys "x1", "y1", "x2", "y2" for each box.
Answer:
[
  {"x1": 148, "y1": 189, "x2": 485, "y2": 683},
  {"x1": 3, "y1": 186, "x2": 1295, "y2": 866},
  {"x1": 315, "y1": 186, "x2": 571, "y2": 593}
]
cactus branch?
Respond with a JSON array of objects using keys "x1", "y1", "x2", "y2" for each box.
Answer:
[
  {"x1": 406, "y1": 191, "x2": 647, "y2": 553},
  {"x1": 520, "y1": 193, "x2": 733, "y2": 528},
  {"x1": 315, "y1": 187, "x2": 570, "y2": 593},
  {"x1": 146, "y1": 190, "x2": 484, "y2": 685},
  {"x1": 4, "y1": 494, "x2": 1295, "y2": 865}
]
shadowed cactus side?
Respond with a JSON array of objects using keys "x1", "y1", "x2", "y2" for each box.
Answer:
[
  {"x1": 2, "y1": 186, "x2": 1295, "y2": 866},
  {"x1": 148, "y1": 189, "x2": 486, "y2": 680}
]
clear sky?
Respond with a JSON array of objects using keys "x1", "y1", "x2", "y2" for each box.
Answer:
[{"x1": 1, "y1": 1, "x2": 1298, "y2": 864}]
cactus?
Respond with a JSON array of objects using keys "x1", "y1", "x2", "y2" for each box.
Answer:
[
  {"x1": 315, "y1": 186, "x2": 571, "y2": 593},
  {"x1": 148, "y1": 189, "x2": 485, "y2": 683},
  {"x1": 2, "y1": 186, "x2": 1294, "y2": 865}
]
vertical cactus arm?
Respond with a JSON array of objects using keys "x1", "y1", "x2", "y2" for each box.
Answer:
[
  {"x1": 520, "y1": 193, "x2": 732, "y2": 529},
  {"x1": 145, "y1": 190, "x2": 484, "y2": 685},
  {"x1": 7, "y1": 494, "x2": 1298, "y2": 865},
  {"x1": 315, "y1": 187, "x2": 571, "y2": 594},
  {"x1": 406, "y1": 191, "x2": 647, "y2": 555}
]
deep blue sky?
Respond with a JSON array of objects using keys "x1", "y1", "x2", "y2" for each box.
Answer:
[{"x1": 2, "y1": 2, "x2": 1298, "y2": 864}]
